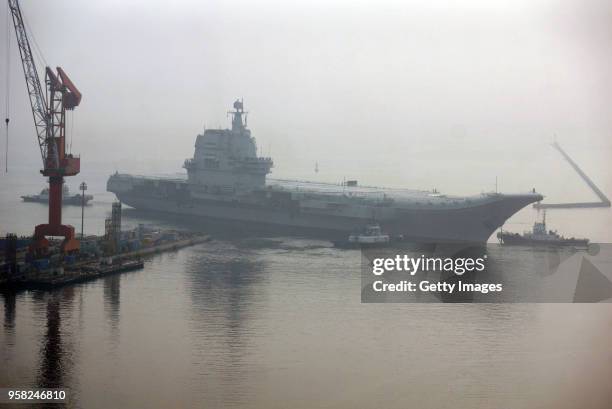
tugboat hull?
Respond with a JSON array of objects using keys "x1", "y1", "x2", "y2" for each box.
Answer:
[
  {"x1": 21, "y1": 195, "x2": 92, "y2": 206},
  {"x1": 497, "y1": 232, "x2": 589, "y2": 247}
]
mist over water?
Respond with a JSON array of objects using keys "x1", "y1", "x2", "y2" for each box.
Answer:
[
  {"x1": 1, "y1": 0, "x2": 612, "y2": 407},
  {"x1": 1, "y1": 170, "x2": 611, "y2": 408},
  {"x1": 0, "y1": 0, "x2": 611, "y2": 191}
]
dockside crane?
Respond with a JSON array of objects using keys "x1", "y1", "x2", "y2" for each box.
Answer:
[{"x1": 7, "y1": 0, "x2": 82, "y2": 254}]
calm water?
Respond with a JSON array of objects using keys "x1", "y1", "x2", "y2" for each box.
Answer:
[{"x1": 1, "y1": 167, "x2": 611, "y2": 408}]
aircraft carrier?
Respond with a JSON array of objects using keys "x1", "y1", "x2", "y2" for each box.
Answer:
[{"x1": 107, "y1": 101, "x2": 543, "y2": 243}]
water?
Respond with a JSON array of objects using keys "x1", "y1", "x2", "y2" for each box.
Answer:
[{"x1": 1, "y1": 167, "x2": 611, "y2": 408}]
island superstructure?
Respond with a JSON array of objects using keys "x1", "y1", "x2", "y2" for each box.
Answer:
[{"x1": 107, "y1": 100, "x2": 543, "y2": 243}]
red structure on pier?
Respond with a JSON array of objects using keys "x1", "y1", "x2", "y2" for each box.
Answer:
[{"x1": 8, "y1": 0, "x2": 82, "y2": 254}]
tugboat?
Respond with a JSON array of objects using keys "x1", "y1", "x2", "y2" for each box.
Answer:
[
  {"x1": 22, "y1": 185, "x2": 93, "y2": 206},
  {"x1": 333, "y1": 224, "x2": 391, "y2": 248},
  {"x1": 497, "y1": 212, "x2": 589, "y2": 247}
]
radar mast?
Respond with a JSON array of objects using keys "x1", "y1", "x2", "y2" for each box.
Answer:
[{"x1": 229, "y1": 99, "x2": 247, "y2": 132}]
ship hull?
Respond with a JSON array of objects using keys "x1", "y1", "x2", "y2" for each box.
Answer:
[
  {"x1": 498, "y1": 233, "x2": 589, "y2": 247},
  {"x1": 106, "y1": 102, "x2": 544, "y2": 244},
  {"x1": 21, "y1": 195, "x2": 92, "y2": 206},
  {"x1": 112, "y1": 190, "x2": 540, "y2": 243}
]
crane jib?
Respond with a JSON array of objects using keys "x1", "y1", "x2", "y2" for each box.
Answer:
[{"x1": 7, "y1": 0, "x2": 83, "y2": 255}]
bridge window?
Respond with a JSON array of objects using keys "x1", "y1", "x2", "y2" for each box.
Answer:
[{"x1": 204, "y1": 158, "x2": 220, "y2": 169}]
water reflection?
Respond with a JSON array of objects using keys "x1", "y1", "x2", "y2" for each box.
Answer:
[
  {"x1": 1, "y1": 291, "x2": 17, "y2": 362},
  {"x1": 185, "y1": 241, "x2": 266, "y2": 406},
  {"x1": 38, "y1": 294, "x2": 63, "y2": 390},
  {"x1": 103, "y1": 275, "x2": 121, "y2": 344},
  {"x1": 35, "y1": 288, "x2": 76, "y2": 405},
  {"x1": 2, "y1": 290, "x2": 16, "y2": 333}
]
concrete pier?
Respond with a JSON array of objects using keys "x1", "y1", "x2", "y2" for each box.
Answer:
[{"x1": 0, "y1": 234, "x2": 211, "y2": 290}]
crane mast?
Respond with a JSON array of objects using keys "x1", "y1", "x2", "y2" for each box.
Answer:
[
  {"x1": 7, "y1": 0, "x2": 47, "y2": 164},
  {"x1": 8, "y1": 0, "x2": 82, "y2": 254}
]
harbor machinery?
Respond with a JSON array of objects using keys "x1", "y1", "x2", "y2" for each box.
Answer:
[
  {"x1": 8, "y1": 0, "x2": 83, "y2": 254},
  {"x1": 533, "y1": 142, "x2": 611, "y2": 209}
]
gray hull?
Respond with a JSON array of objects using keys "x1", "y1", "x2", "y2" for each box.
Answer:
[{"x1": 114, "y1": 190, "x2": 540, "y2": 243}]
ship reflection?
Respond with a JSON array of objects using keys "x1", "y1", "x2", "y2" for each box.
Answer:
[
  {"x1": 185, "y1": 241, "x2": 266, "y2": 404},
  {"x1": 103, "y1": 274, "x2": 121, "y2": 344}
]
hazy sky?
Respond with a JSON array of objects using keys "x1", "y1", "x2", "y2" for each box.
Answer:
[{"x1": 1, "y1": 0, "x2": 611, "y2": 195}]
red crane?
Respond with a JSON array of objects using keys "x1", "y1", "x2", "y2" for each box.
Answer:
[{"x1": 8, "y1": 0, "x2": 82, "y2": 255}]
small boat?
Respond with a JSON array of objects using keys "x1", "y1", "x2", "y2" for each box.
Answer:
[
  {"x1": 22, "y1": 185, "x2": 93, "y2": 206},
  {"x1": 333, "y1": 224, "x2": 390, "y2": 248},
  {"x1": 497, "y1": 212, "x2": 589, "y2": 248}
]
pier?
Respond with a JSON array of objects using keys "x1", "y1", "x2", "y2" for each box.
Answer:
[{"x1": 1, "y1": 228, "x2": 211, "y2": 291}]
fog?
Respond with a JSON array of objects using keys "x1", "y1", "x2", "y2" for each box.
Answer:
[{"x1": 1, "y1": 0, "x2": 611, "y2": 197}]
